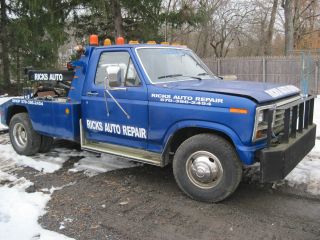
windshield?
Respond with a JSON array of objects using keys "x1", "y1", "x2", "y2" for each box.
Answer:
[{"x1": 136, "y1": 48, "x2": 216, "y2": 84}]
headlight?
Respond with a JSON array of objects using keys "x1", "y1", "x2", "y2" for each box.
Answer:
[{"x1": 253, "y1": 107, "x2": 272, "y2": 142}]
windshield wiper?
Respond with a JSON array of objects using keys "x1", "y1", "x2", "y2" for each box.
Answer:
[
  {"x1": 183, "y1": 75, "x2": 202, "y2": 80},
  {"x1": 158, "y1": 74, "x2": 202, "y2": 80},
  {"x1": 158, "y1": 74, "x2": 182, "y2": 79},
  {"x1": 198, "y1": 72, "x2": 221, "y2": 80},
  {"x1": 197, "y1": 72, "x2": 209, "y2": 76}
]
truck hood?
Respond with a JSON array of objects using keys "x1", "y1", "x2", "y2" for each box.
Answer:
[{"x1": 160, "y1": 79, "x2": 300, "y2": 103}]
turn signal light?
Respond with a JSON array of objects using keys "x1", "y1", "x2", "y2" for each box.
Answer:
[
  {"x1": 89, "y1": 34, "x2": 99, "y2": 46},
  {"x1": 161, "y1": 42, "x2": 169, "y2": 45},
  {"x1": 229, "y1": 108, "x2": 248, "y2": 114},
  {"x1": 255, "y1": 130, "x2": 266, "y2": 139},
  {"x1": 147, "y1": 40, "x2": 156, "y2": 44}
]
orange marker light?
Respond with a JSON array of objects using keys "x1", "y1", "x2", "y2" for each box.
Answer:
[
  {"x1": 147, "y1": 40, "x2": 156, "y2": 44},
  {"x1": 230, "y1": 108, "x2": 248, "y2": 114},
  {"x1": 129, "y1": 40, "x2": 139, "y2": 44},
  {"x1": 256, "y1": 130, "x2": 266, "y2": 139},
  {"x1": 161, "y1": 41, "x2": 169, "y2": 45},
  {"x1": 171, "y1": 42, "x2": 180, "y2": 46},
  {"x1": 89, "y1": 34, "x2": 99, "y2": 46},
  {"x1": 104, "y1": 38, "x2": 112, "y2": 46},
  {"x1": 116, "y1": 37, "x2": 125, "y2": 45},
  {"x1": 65, "y1": 108, "x2": 70, "y2": 115}
]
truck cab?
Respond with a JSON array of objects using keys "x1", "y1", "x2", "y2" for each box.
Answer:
[{"x1": 0, "y1": 38, "x2": 316, "y2": 202}]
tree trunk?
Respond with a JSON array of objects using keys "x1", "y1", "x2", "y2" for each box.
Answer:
[
  {"x1": 259, "y1": 16, "x2": 267, "y2": 56},
  {"x1": 282, "y1": 0, "x2": 294, "y2": 55},
  {"x1": 200, "y1": 26, "x2": 209, "y2": 58},
  {"x1": 264, "y1": 0, "x2": 278, "y2": 55},
  {"x1": 292, "y1": 0, "x2": 300, "y2": 49},
  {"x1": 16, "y1": 47, "x2": 20, "y2": 84},
  {"x1": 0, "y1": 0, "x2": 10, "y2": 85},
  {"x1": 110, "y1": 0, "x2": 123, "y2": 38}
]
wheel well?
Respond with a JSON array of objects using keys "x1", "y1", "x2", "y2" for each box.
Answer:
[
  {"x1": 6, "y1": 106, "x2": 28, "y2": 125},
  {"x1": 164, "y1": 127, "x2": 234, "y2": 164}
]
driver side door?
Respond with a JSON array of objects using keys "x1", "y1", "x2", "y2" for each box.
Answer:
[{"x1": 81, "y1": 49, "x2": 148, "y2": 150}]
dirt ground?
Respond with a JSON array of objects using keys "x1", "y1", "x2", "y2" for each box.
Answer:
[{"x1": 9, "y1": 141, "x2": 320, "y2": 240}]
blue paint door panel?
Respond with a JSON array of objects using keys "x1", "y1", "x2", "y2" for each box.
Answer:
[{"x1": 81, "y1": 48, "x2": 149, "y2": 149}]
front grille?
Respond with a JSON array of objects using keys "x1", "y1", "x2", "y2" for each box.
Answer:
[
  {"x1": 266, "y1": 95, "x2": 315, "y2": 146},
  {"x1": 273, "y1": 109, "x2": 285, "y2": 134}
]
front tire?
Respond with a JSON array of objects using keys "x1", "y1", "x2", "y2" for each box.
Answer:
[
  {"x1": 9, "y1": 113, "x2": 41, "y2": 156},
  {"x1": 173, "y1": 133, "x2": 242, "y2": 203}
]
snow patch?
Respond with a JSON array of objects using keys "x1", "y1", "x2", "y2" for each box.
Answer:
[
  {"x1": 0, "y1": 186, "x2": 74, "y2": 240},
  {"x1": 69, "y1": 152, "x2": 140, "y2": 176},
  {"x1": 285, "y1": 155, "x2": 320, "y2": 195},
  {"x1": 0, "y1": 130, "x2": 140, "y2": 239},
  {"x1": 0, "y1": 132, "x2": 140, "y2": 176},
  {"x1": 0, "y1": 144, "x2": 71, "y2": 173},
  {"x1": 0, "y1": 156, "x2": 74, "y2": 239}
]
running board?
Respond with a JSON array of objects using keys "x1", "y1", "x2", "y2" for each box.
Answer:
[{"x1": 80, "y1": 120, "x2": 162, "y2": 167}]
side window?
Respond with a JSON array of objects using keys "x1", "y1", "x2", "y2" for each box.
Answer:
[{"x1": 95, "y1": 51, "x2": 141, "y2": 87}]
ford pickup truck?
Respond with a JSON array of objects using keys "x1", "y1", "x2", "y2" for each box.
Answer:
[{"x1": 0, "y1": 36, "x2": 316, "y2": 202}]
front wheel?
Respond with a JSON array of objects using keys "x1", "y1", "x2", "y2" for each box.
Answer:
[
  {"x1": 173, "y1": 133, "x2": 242, "y2": 203},
  {"x1": 9, "y1": 113, "x2": 41, "y2": 156}
]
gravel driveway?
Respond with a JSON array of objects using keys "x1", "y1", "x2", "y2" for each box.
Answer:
[{"x1": 14, "y1": 155, "x2": 320, "y2": 240}]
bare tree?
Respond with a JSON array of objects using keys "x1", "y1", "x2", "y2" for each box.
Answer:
[
  {"x1": 209, "y1": 0, "x2": 255, "y2": 57},
  {"x1": 193, "y1": 0, "x2": 222, "y2": 57},
  {"x1": 292, "y1": 0, "x2": 320, "y2": 48},
  {"x1": 264, "y1": 0, "x2": 279, "y2": 55},
  {"x1": 282, "y1": 0, "x2": 295, "y2": 55}
]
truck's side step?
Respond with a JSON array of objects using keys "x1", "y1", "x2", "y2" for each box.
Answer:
[{"x1": 80, "y1": 120, "x2": 162, "y2": 167}]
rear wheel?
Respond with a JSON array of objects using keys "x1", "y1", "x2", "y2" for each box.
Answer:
[
  {"x1": 39, "y1": 135, "x2": 54, "y2": 153},
  {"x1": 173, "y1": 133, "x2": 242, "y2": 203},
  {"x1": 9, "y1": 113, "x2": 41, "y2": 156}
]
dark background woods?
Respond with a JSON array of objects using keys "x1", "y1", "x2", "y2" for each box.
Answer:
[{"x1": 0, "y1": 0, "x2": 319, "y2": 89}]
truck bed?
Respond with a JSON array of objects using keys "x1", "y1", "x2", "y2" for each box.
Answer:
[{"x1": 2, "y1": 97, "x2": 81, "y2": 141}]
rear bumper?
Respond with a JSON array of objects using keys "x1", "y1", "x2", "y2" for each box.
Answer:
[{"x1": 258, "y1": 124, "x2": 316, "y2": 182}]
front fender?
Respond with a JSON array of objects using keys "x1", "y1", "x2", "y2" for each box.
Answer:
[{"x1": 162, "y1": 120, "x2": 261, "y2": 165}]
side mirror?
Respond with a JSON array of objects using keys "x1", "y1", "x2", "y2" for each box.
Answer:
[{"x1": 105, "y1": 65, "x2": 122, "y2": 88}]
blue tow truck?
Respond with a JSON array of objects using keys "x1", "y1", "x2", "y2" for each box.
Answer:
[{"x1": 0, "y1": 36, "x2": 316, "y2": 202}]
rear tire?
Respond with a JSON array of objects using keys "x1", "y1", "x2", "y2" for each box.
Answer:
[
  {"x1": 173, "y1": 133, "x2": 242, "y2": 203},
  {"x1": 9, "y1": 113, "x2": 41, "y2": 156},
  {"x1": 39, "y1": 135, "x2": 54, "y2": 153}
]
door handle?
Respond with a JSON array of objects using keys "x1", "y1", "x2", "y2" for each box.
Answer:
[{"x1": 87, "y1": 91, "x2": 99, "y2": 96}]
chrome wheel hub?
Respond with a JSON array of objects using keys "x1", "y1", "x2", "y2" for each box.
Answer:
[
  {"x1": 186, "y1": 151, "x2": 223, "y2": 189},
  {"x1": 13, "y1": 123, "x2": 28, "y2": 149}
]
